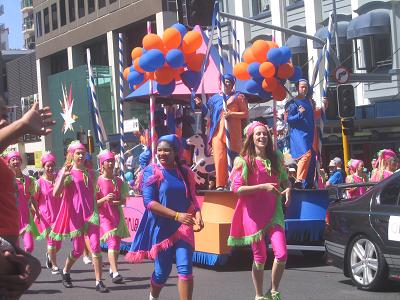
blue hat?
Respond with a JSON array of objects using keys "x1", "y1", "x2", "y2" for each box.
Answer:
[
  {"x1": 157, "y1": 134, "x2": 182, "y2": 155},
  {"x1": 222, "y1": 73, "x2": 236, "y2": 84}
]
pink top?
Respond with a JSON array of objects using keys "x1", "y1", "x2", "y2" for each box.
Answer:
[
  {"x1": 96, "y1": 176, "x2": 129, "y2": 241},
  {"x1": 16, "y1": 175, "x2": 36, "y2": 235},
  {"x1": 370, "y1": 170, "x2": 393, "y2": 182},
  {"x1": 50, "y1": 168, "x2": 98, "y2": 240},
  {"x1": 34, "y1": 176, "x2": 61, "y2": 238},
  {"x1": 345, "y1": 174, "x2": 366, "y2": 198}
]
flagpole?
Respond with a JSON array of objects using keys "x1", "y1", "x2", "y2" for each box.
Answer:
[
  {"x1": 147, "y1": 21, "x2": 156, "y2": 163},
  {"x1": 118, "y1": 33, "x2": 125, "y2": 178}
]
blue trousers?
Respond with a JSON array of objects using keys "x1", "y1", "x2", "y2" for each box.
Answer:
[{"x1": 151, "y1": 240, "x2": 193, "y2": 286}]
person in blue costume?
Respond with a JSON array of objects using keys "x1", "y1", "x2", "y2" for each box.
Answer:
[
  {"x1": 285, "y1": 79, "x2": 317, "y2": 189},
  {"x1": 126, "y1": 134, "x2": 204, "y2": 300},
  {"x1": 194, "y1": 73, "x2": 248, "y2": 190}
]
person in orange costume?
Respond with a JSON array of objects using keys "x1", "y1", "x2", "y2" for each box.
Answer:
[{"x1": 195, "y1": 74, "x2": 248, "y2": 190}]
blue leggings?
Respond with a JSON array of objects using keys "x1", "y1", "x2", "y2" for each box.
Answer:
[{"x1": 151, "y1": 240, "x2": 193, "y2": 287}]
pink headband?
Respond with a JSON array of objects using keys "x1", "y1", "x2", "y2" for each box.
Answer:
[
  {"x1": 41, "y1": 152, "x2": 56, "y2": 167},
  {"x1": 98, "y1": 150, "x2": 115, "y2": 167},
  {"x1": 245, "y1": 121, "x2": 269, "y2": 137},
  {"x1": 67, "y1": 141, "x2": 86, "y2": 154},
  {"x1": 4, "y1": 151, "x2": 21, "y2": 163},
  {"x1": 379, "y1": 149, "x2": 396, "y2": 160},
  {"x1": 347, "y1": 159, "x2": 362, "y2": 173}
]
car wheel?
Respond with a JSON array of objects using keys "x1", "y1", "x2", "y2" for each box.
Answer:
[{"x1": 347, "y1": 235, "x2": 388, "y2": 291}]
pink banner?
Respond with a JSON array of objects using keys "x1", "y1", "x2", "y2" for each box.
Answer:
[{"x1": 122, "y1": 196, "x2": 145, "y2": 242}]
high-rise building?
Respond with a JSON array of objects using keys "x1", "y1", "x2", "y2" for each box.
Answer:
[{"x1": 21, "y1": 0, "x2": 35, "y2": 49}]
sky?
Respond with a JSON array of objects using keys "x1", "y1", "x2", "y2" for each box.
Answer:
[{"x1": 0, "y1": 0, "x2": 23, "y2": 49}]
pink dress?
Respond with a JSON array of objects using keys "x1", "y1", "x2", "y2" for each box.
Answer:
[
  {"x1": 370, "y1": 170, "x2": 393, "y2": 182},
  {"x1": 50, "y1": 168, "x2": 99, "y2": 240},
  {"x1": 34, "y1": 176, "x2": 61, "y2": 239},
  {"x1": 16, "y1": 175, "x2": 38, "y2": 237},
  {"x1": 228, "y1": 156, "x2": 287, "y2": 246},
  {"x1": 96, "y1": 176, "x2": 130, "y2": 242},
  {"x1": 345, "y1": 174, "x2": 366, "y2": 198}
]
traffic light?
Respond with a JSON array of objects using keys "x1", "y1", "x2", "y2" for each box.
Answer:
[
  {"x1": 341, "y1": 118, "x2": 354, "y2": 136},
  {"x1": 325, "y1": 86, "x2": 338, "y2": 120},
  {"x1": 337, "y1": 84, "x2": 355, "y2": 118},
  {"x1": 185, "y1": 0, "x2": 214, "y2": 27}
]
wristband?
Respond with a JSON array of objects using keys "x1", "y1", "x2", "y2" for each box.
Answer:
[{"x1": 174, "y1": 212, "x2": 179, "y2": 221}]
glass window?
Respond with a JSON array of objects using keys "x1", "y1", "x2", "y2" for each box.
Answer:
[
  {"x1": 98, "y1": 0, "x2": 106, "y2": 9},
  {"x1": 378, "y1": 180, "x2": 400, "y2": 206},
  {"x1": 43, "y1": 7, "x2": 50, "y2": 33},
  {"x1": 109, "y1": 0, "x2": 117, "y2": 3},
  {"x1": 88, "y1": 0, "x2": 95, "y2": 14},
  {"x1": 35, "y1": 11, "x2": 42, "y2": 37},
  {"x1": 78, "y1": 0, "x2": 85, "y2": 18},
  {"x1": 252, "y1": 0, "x2": 270, "y2": 16},
  {"x1": 51, "y1": 3, "x2": 58, "y2": 30},
  {"x1": 60, "y1": 0, "x2": 66, "y2": 26},
  {"x1": 68, "y1": 0, "x2": 75, "y2": 22},
  {"x1": 356, "y1": 34, "x2": 392, "y2": 72}
]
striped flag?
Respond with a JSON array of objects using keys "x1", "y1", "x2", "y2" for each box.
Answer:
[{"x1": 87, "y1": 48, "x2": 107, "y2": 150}]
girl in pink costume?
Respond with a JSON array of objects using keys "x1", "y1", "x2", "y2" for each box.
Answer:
[
  {"x1": 34, "y1": 152, "x2": 62, "y2": 274},
  {"x1": 96, "y1": 150, "x2": 129, "y2": 284},
  {"x1": 5, "y1": 151, "x2": 39, "y2": 253},
  {"x1": 228, "y1": 122, "x2": 291, "y2": 300},
  {"x1": 370, "y1": 149, "x2": 397, "y2": 182},
  {"x1": 345, "y1": 159, "x2": 367, "y2": 198},
  {"x1": 50, "y1": 141, "x2": 108, "y2": 293}
]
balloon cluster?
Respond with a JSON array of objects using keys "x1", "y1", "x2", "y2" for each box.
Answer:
[
  {"x1": 233, "y1": 40, "x2": 302, "y2": 101},
  {"x1": 124, "y1": 171, "x2": 135, "y2": 188},
  {"x1": 123, "y1": 23, "x2": 206, "y2": 96}
]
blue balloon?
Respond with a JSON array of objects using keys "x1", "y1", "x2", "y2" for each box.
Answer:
[
  {"x1": 172, "y1": 23, "x2": 187, "y2": 39},
  {"x1": 289, "y1": 66, "x2": 302, "y2": 82},
  {"x1": 245, "y1": 79, "x2": 262, "y2": 94},
  {"x1": 280, "y1": 46, "x2": 292, "y2": 64},
  {"x1": 181, "y1": 70, "x2": 201, "y2": 90},
  {"x1": 139, "y1": 49, "x2": 165, "y2": 72},
  {"x1": 156, "y1": 80, "x2": 176, "y2": 96},
  {"x1": 128, "y1": 83, "x2": 135, "y2": 91},
  {"x1": 127, "y1": 70, "x2": 144, "y2": 85},
  {"x1": 124, "y1": 171, "x2": 134, "y2": 182},
  {"x1": 267, "y1": 48, "x2": 283, "y2": 66},
  {"x1": 248, "y1": 62, "x2": 263, "y2": 81},
  {"x1": 258, "y1": 89, "x2": 272, "y2": 100},
  {"x1": 166, "y1": 49, "x2": 185, "y2": 68},
  {"x1": 129, "y1": 179, "x2": 135, "y2": 187}
]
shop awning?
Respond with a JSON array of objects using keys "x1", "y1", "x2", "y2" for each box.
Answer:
[
  {"x1": 313, "y1": 22, "x2": 349, "y2": 49},
  {"x1": 347, "y1": 11, "x2": 390, "y2": 39},
  {"x1": 286, "y1": 35, "x2": 307, "y2": 54}
]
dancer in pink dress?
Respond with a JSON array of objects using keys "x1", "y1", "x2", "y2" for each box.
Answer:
[
  {"x1": 345, "y1": 159, "x2": 367, "y2": 198},
  {"x1": 96, "y1": 150, "x2": 129, "y2": 284},
  {"x1": 370, "y1": 149, "x2": 397, "y2": 182},
  {"x1": 34, "y1": 152, "x2": 62, "y2": 274},
  {"x1": 5, "y1": 151, "x2": 39, "y2": 253},
  {"x1": 50, "y1": 141, "x2": 108, "y2": 293},
  {"x1": 228, "y1": 121, "x2": 291, "y2": 300}
]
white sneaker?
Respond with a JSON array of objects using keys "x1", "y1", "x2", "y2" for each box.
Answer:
[
  {"x1": 51, "y1": 266, "x2": 61, "y2": 275},
  {"x1": 83, "y1": 256, "x2": 92, "y2": 265}
]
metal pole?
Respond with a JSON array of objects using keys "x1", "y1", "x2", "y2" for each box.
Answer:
[
  {"x1": 341, "y1": 120, "x2": 350, "y2": 175},
  {"x1": 332, "y1": 0, "x2": 341, "y2": 63}
]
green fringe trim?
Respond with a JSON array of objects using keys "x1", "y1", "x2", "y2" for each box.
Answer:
[
  {"x1": 100, "y1": 207, "x2": 130, "y2": 242},
  {"x1": 36, "y1": 226, "x2": 51, "y2": 240},
  {"x1": 227, "y1": 198, "x2": 285, "y2": 247},
  {"x1": 48, "y1": 211, "x2": 99, "y2": 241},
  {"x1": 234, "y1": 156, "x2": 249, "y2": 184},
  {"x1": 20, "y1": 212, "x2": 40, "y2": 238}
]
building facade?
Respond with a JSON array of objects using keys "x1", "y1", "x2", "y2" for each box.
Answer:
[{"x1": 22, "y1": 0, "x2": 35, "y2": 49}]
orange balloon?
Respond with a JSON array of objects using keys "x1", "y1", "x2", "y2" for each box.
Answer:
[
  {"x1": 272, "y1": 84, "x2": 287, "y2": 101},
  {"x1": 131, "y1": 47, "x2": 143, "y2": 60},
  {"x1": 262, "y1": 77, "x2": 278, "y2": 92},
  {"x1": 155, "y1": 66, "x2": 175, "y2": 84},
  {"x1": 123, "y1": 67, "x2": 131, "y2": 80},
  {"x1": 133, "y1": 57, "x2": 145, "y2": 73},
  {"x1": 163, "y1": 28, "x2": 182, "y2": 50},
  {"x1": 147, "y1": 71, "x2": 156, "y2": 80},
  {"x1": 186, "y1": 53, "x2": 206, "y2": 72},
  {"x1": 259, "y1": 62, "x2": 276, "y2": 78},
  {"x1": 143, "y1": 33, "x2": 164, "y2": 50},
  {"x1": 277, "y1": 63, "x2": 294, "y2": 79},
  {"x1": 252, "y1": 40, "x2": 270, "y2": 63},
  {"x1": 242, "y1": 48, "x2": 257, "y2": 64},
  {"x1": 233, "y1": 62, "x2": 250, "y2": 80},
  {"x1": 266, "y1": 41, "x2": 279, "y2": 49},
  {"x1": 182, "y1": 31, "x2": 203, "y2": 54}
]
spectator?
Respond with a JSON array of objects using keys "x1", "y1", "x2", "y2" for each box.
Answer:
[{"x1": 326, "y1": 158, "x2": 344, "y2": 186}]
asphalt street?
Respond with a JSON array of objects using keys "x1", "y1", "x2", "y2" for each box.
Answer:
[{"x1": 22, "y1": 240, "x2": 400, "y2": 300}]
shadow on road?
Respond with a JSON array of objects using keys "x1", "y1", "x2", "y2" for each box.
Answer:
[
  {"x1": 339, "y1": 279, "x2": 400, "y2": 293},
  {"x1": 23, "y1": 289, "x2": 62, "y2": 295}
]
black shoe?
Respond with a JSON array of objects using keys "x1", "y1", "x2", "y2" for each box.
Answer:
[
  {"x1": 112, "y1": 274, "x2": 123, "y2": 284},
  {"x1": 96, "y1": 280, "x2": 109, "y2": 293},
  {"x1": 45, "y1": 253, "x2": 52, "y2": 269},
  {"x1": 62, "y1": 272, "x2": 73, "y2": 288}
]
